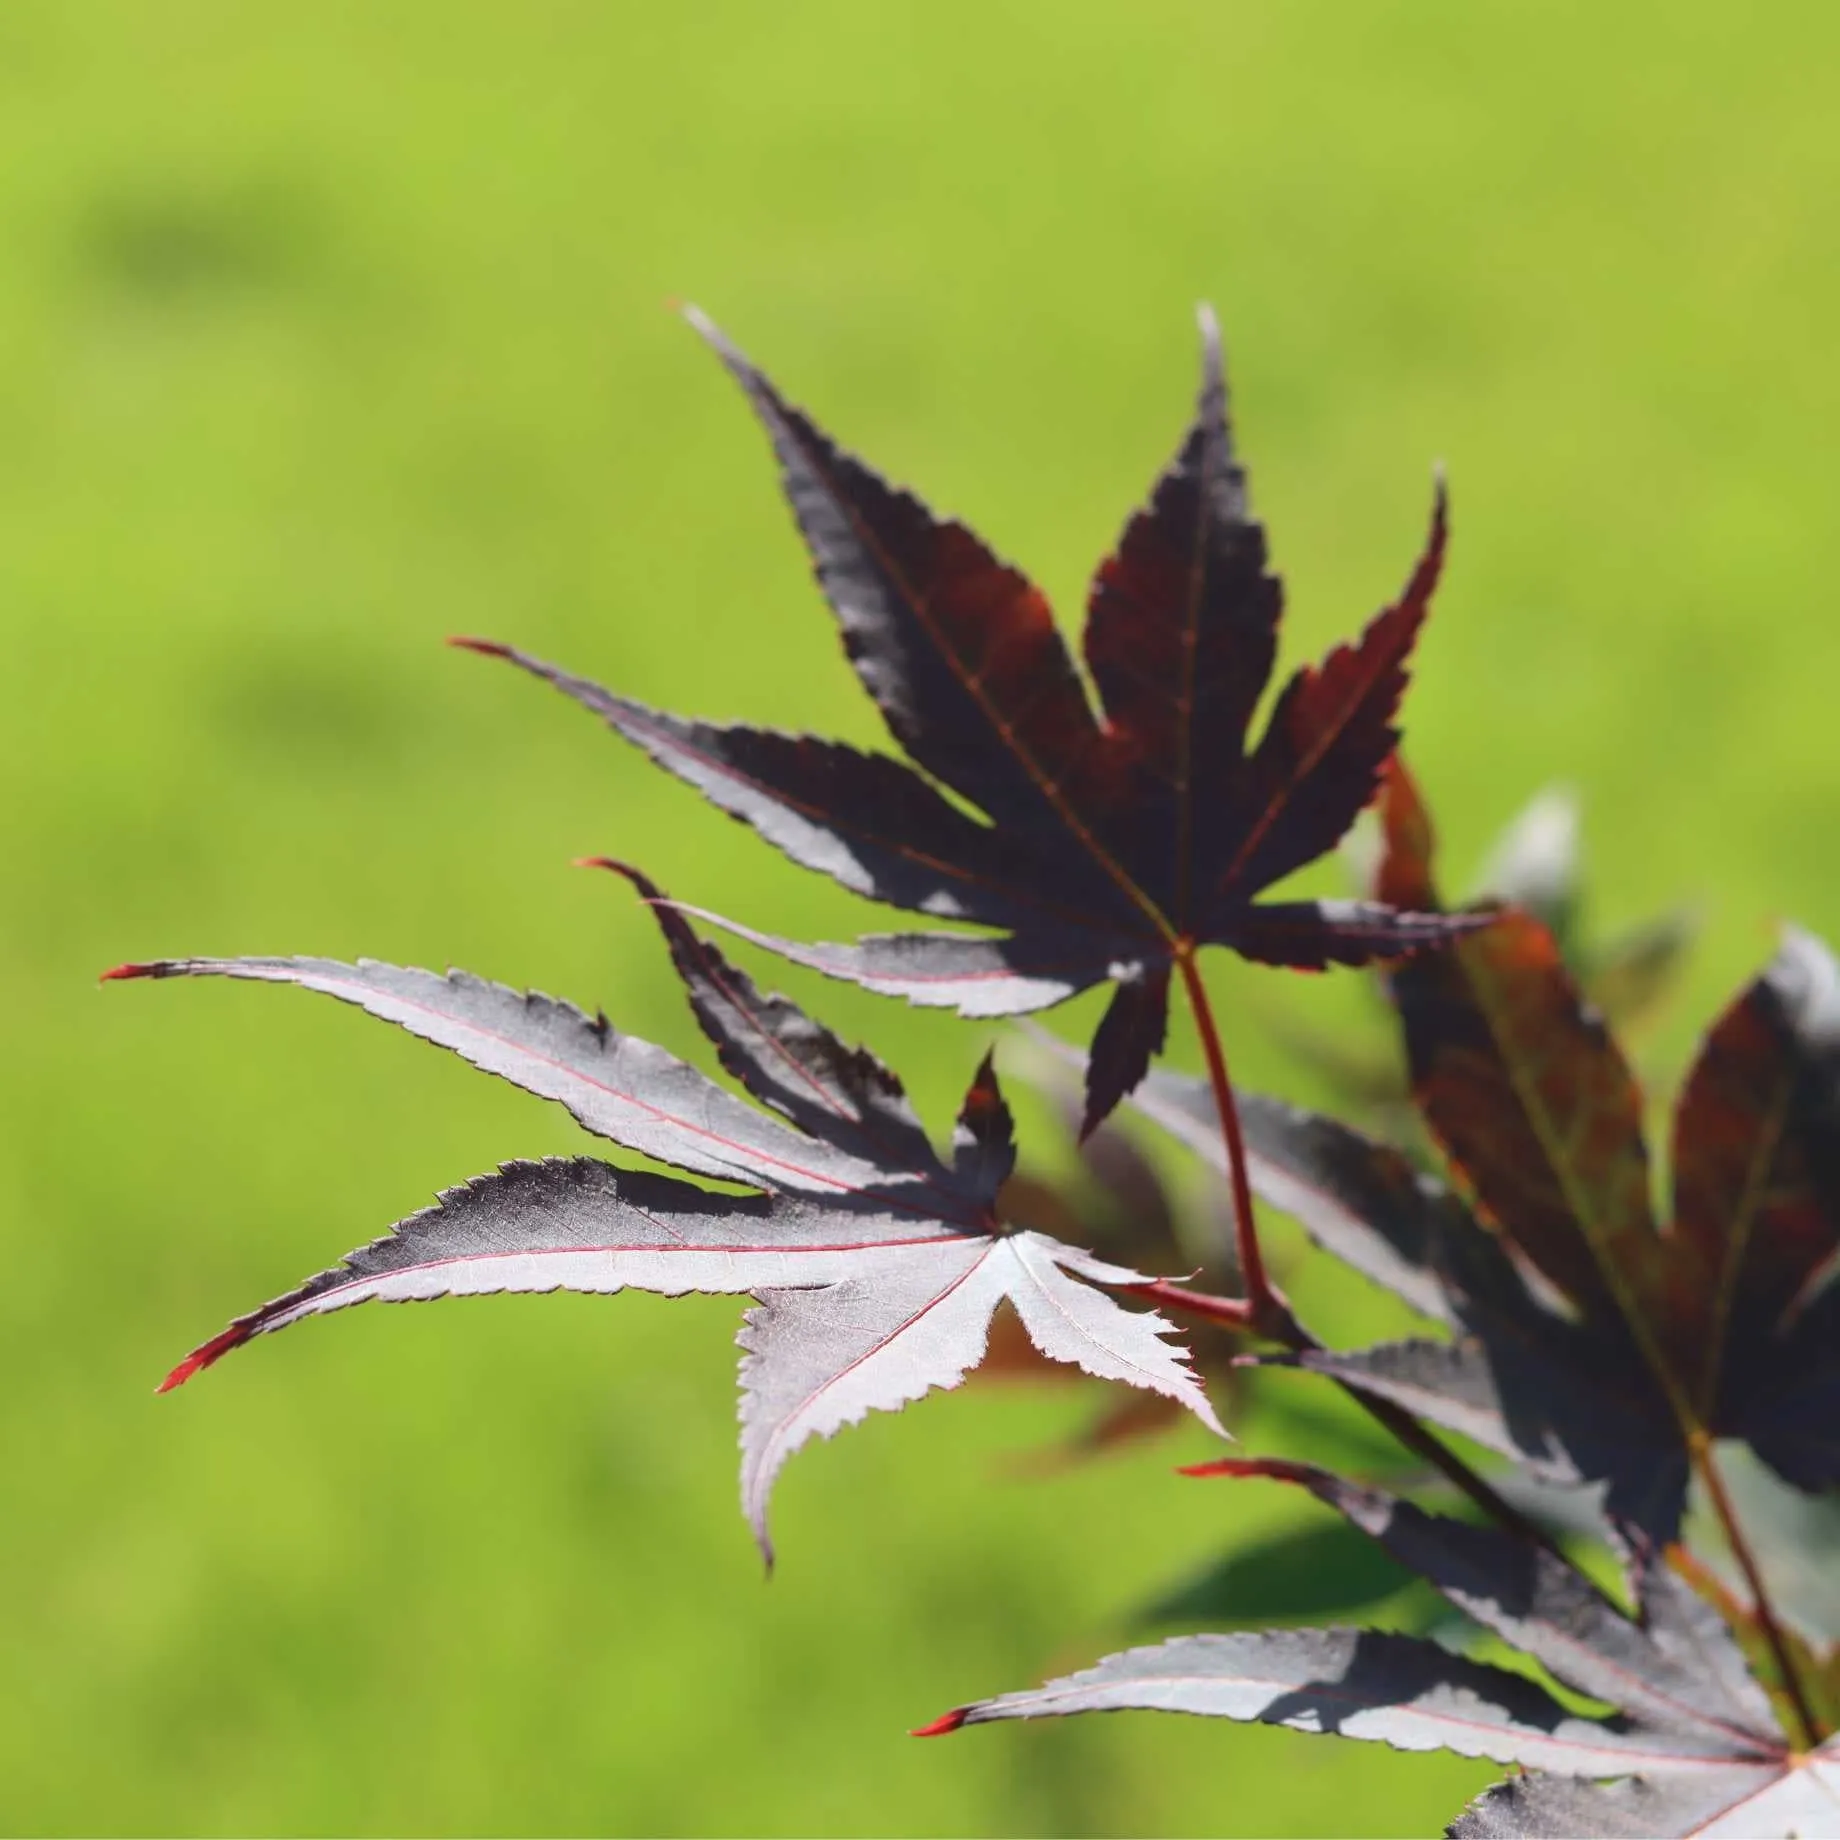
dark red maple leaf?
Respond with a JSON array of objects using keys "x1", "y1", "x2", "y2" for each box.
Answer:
[{"x1": 455, "y1": 307, "x2": 1480, "y2": 1133}]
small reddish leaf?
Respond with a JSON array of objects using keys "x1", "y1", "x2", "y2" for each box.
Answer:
[{"x1": 1377, "y1": 762, "x2": 1660, "y2": 1330}]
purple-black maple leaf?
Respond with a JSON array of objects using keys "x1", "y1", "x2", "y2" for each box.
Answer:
[
  {"x1": 455, "y1": 307, "x2": 1480, "y2": 1132},
  {"x1": 106, "y1": 874, "x2": 1223, "y2": 1560}
]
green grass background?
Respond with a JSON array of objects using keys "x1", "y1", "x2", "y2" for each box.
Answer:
[{"x1": 7, "y1": 1, "x2": 1840, "y2": 1832}]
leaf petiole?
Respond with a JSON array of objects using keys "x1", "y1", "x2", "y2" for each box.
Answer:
[
  {"x1": 1123, "y1": 1279, "x2": 1254, "y2": 1329},
  {"x1": 1168, "y1": 947, "x2": 1568, "y2": 1559},
  {"x1": 1690, "y1": 1434, "x2": 1821, "y2": 1750},
  {"x1": 1173, "y1": 945, "x2": 1287, "y2": 1337}
]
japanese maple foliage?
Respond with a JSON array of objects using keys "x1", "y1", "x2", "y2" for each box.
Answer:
[
  {"x1": 108, "y1": 873, "x2": 1222, "y2": 1560},
  {"x1": 1105, "y1": 764, "x2": 1840, "y2": 1546},
  {"x1": 454, "y1": 305, "x2": 1479, "y2": 1135},
  {"x1": 1288, "y1": 762, "x2": 1840, "y2": 1547},
  {"x1": 940, "y1": 763, "x2": 1840, "y2": 1833},
  {"x1": 113, "y1": 311, "x2": 1840, "y2": 1838}
]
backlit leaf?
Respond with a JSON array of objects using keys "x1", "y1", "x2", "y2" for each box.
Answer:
[
  {"x1": 457, "y1": 308, "x2": 1480, "y2": 1131},
  {"x1": 110, "y1": 887, "x2": 1226, "y2": 1559}
]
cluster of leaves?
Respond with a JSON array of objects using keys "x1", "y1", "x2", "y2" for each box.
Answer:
[
  {"x1": 928, "y1": 1459, "x2": 1840, "y2": 1837},
  {"x1": 979, "y1": 764, "x2": 1840, "y2": 1830},
  {"x1": 112, "y1": 311, "x2": 1840, "y2": 1836}
]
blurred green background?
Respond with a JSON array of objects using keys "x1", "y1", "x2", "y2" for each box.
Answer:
[{"x1": 9, "y1": 1, "x2": 1840, "y2": 1832}]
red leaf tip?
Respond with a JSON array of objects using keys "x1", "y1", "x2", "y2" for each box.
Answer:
[
  {"x1": 911, "y1": 1708, "x2": 970, "y2": 1738},
  {"x1": 156, "y1": 1327, "x2": 247, "y2": 1393},
  {"x1": 446, "y1": 635, "x2": 513, "y2": 658},
  {"x1": 100, "y1": 961, "x2": 165, "y2": 983},
  {"x1": 1179, "y1": 1456, "x2": 1312, "y2": 1484},
  {"x1": 576, "y1": 859, "x2": 665, "y2": 907}
]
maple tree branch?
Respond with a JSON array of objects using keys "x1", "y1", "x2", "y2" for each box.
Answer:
[{"x1": 1691, "y1": 1436, "x2": 1820, "y2": 1750}]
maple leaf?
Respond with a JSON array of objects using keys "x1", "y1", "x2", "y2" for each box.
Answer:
[
  {"x1": 104, "y1": 871, "x2": 1224, "y2": 1560},
  {"x1": 925, "y1": 1458, "x2": 1840, "y2": 1839},
  {"x1": 454, "y1": 307, "x2": 1481, "y2": 1133},
  {"x1": 1120, "y1": 761, "x2": 1840, "y2": 1548}
]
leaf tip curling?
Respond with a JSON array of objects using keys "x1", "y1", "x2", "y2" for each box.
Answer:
[{"x1": 573, "y1": 855, "x2": 652, "y2": 896}]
